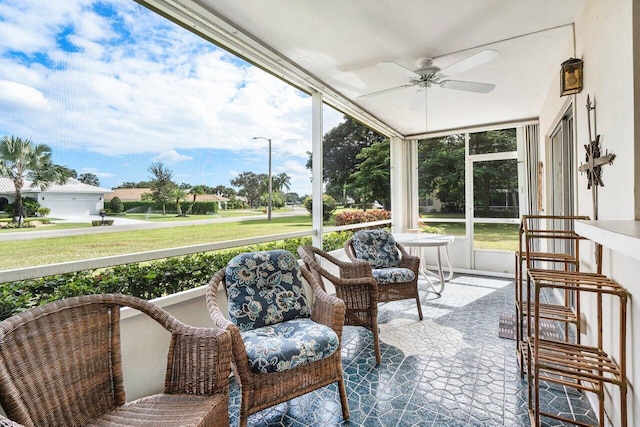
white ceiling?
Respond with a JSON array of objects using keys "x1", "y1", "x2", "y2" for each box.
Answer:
[{"x1": 187, "y1": 0, "x2": 583, "y2": 137}]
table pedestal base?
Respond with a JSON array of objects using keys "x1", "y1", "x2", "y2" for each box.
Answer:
[{"x1": 393, "y1": 233, "x2": 455, "y2": 295}]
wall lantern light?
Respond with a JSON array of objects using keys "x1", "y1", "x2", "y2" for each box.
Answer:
[{"x1": 560, "y1": 58, "x2": 583, "y2": 96}]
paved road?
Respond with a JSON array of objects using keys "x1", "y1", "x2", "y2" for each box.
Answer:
[{"x1": 1, "y1": 209, "x2": 305, "y2": 242}]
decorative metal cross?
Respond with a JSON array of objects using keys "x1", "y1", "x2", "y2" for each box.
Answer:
[{"x1": 578, "y1": 95, "x2": 615, "y2": 220}]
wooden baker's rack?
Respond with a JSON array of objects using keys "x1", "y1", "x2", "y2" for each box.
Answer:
[
  {"x1": 515, "y1": 215, "x2": 629, "y2": 426},
  {"x1": 514, "y1": 215, "x2": 588, "y2": 377}
]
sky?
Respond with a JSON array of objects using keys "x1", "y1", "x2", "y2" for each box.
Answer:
[{"x1": 0, "y1": 0, "x2": 344, "y2": 195}]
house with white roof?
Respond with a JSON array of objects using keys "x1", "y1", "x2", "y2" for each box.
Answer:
[{"x1": 0, "y1": 177, "x2": 111, "y2": 216}]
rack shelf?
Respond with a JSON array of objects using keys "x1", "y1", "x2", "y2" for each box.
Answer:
[
  {"x1": 514, "y1": 215, "x2": 588, "y2": 377},
  {"x1": 527, "y1": 269, "x2": 628, "y2": 427}
]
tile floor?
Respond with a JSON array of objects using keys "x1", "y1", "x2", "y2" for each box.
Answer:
[{"x1": 228, "y1": 274, "x2": 597, "y2": 426}]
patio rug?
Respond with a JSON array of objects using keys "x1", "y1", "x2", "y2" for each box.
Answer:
[{"x1": 498, "y1": 313, "x2": 560, "y2": 341}]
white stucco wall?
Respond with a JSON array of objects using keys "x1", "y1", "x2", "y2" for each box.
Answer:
[{"x1": 537, "y1": 0, "x2": 639, "y2": 425}]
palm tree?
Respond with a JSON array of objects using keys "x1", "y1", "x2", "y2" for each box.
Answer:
[
  {"x1": 272, "y1": 173, "x2": 291, "y2": 193},
  {"x1": 148, "y1": 162, "x2": 174, "y2": 215},
  {"x1": 0, "y1": 135, "x2": 72, "y2": 225},
  {"x1": 185, "y1": 185, "x2": 207, "y2": 215},
  {"x1": 169, "y1": 187, "x2": 188, "y2": 216}
]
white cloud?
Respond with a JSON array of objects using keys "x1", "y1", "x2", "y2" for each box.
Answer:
[
  {"x1": 0, "y1": 0, "x2": 347, "y2": 196},
  {"x1": 0, "y1": 79, "x2": 51, "y2": 111},
  {"x1": 0, "y1": 0, "x2": 86, "y2": 53},
  {"x1": 152, "y1": 149, "x2": 193, "y2": 164},
  {"x1": 0, "y1": 1, "x2": 315, "y2": 159}
]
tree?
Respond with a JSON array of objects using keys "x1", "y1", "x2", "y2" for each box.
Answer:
[
  {"x1": 0, "y1": 135, "x2": 73, "y2": 224},
  {"x1": 109, "y1": 196, "x2": 124, "y2": 213},
  {"x1": 285, "y1": 192, "x2": 301, "y2": 205},
  {"x1": 303, "y1": 194, "x2": 338, "y2": 222},
  {"x1": 349, "y1": 140, "x2": 391, "y2": 209},
  {"x1": 231, "y1": 171, "x2": 265, "y2": 208},
  {"x1": 417, "y1": 130, "x2": 518, "y2": 215},
  {"x1": 212, "y1": 185, "x2": 236, "y2": 198},
  {"x1": 116, "y1": 182, "x2": 138, "y2": 189},
  {"x1": 306, "y1": 116, "x2": 386, "y2": 202},
  {"x1": 78, "y1": 172, "x2": 100, "y2": 186},
  {"x1": 147, "y1": 162, "x2": 175, "y2": 215},
  {"x1": 114, "y1": 181, "x2": 152, "y2": 189},
  {"x1": 272, "y1": 173, "x2": 291, "y2": 193},
  {"x1": 185, "y1": 184, "x2": 207, "y2": 215},
  {"x1": 418, "y1": 134, "x2": 465, "y2": 212},
  {"x1": 470, "y1": 130, "x2": 519, "y2": 217},
  {"x1": 170, "y1": 187, "x2": 187, "y2": 216}
]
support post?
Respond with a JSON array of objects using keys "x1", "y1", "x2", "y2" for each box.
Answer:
[{"x1": 312, "y1": 91, "x2": 323, "y2": 248}]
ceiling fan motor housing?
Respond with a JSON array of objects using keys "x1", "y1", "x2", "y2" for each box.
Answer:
[{"x1": 415, "y1": 58, "x2": 441, "y2": 79}]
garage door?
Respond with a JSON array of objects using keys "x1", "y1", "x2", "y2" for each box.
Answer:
[{"x1": 42, "y1": 194, "x2": 101, "y2": 215}]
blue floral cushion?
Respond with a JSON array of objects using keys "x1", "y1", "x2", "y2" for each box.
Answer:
[
  {"x1": 225, "y1": 250, "x2": 310, "y2": 331},
  {"x1": 352, "y1": 229, "x2": 401, "y2": 268},
  {"x1": 372, "y1": 267, "x2": 416, "y2": 285},
  {"x1": 241, "y1": 318, "x2": 340, "y2": 373}
]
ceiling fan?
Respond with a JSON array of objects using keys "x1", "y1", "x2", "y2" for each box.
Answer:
[{"x1": 359, "y1": 49, "x2": 499, "y2": 106}]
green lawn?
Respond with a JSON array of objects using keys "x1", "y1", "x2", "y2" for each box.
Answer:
[
  {"x1": 0, "y1": 209, "x2": 269, "y2": 232},
  {"x1": 119, "y1": 210, "x2": 264, "y2": 222},
  {"x1": 422, "y1": 222, "x2": 518, "y2": 252},
  {"x1": 0, "y1": 215, "x2": 315, "y2": 270},
  {"x1": 0, "y1": 222, "x2": 92, "y2": 232},
  {"x1": 1, "y1": 213, "x2": 519, "y2": 270}
]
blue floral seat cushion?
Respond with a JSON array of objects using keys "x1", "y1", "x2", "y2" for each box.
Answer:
[
  {"x1": 241, "y1": 318, "x2": 340, "y2": 373},
  {"x1": 372, "y1": 267, "x2": 416, "y2": 285},
  {"x1": 352, "y1": 229, "x2": 401, "y2": 268},
  {"x1": 225, "y1": 250, "x2": 310, "y2": 331}
]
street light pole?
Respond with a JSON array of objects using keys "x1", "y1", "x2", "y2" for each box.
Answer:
[{"x1": 252, "y1": 136, "x2": 272, "y2": 221}]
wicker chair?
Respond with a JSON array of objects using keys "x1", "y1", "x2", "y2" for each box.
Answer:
[
  {"x1": 345, "y1": 229, "x2": 423, "y2": 320},
  {"x1": 206, "y1": 250, "x2": 349, "y2": 427},
  {"x1": 0, "y1": 294, "x2": 232, "y2": 427},
  {"x1": 297, "y1": 245, "x2": 381, "y2": 364}
]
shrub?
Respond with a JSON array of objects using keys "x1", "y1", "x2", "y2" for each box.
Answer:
[
  {"x1": 37, "y1": 207, "x2": 51, "y2": 217},
  {"x1": 303, "y1": 195, "x2": 338, "y2": 222},
  {"x1": 334, "y1": 209, "x2": 391, "y2": 226},
  {"x1": 21, "y1": 197, "x2": 40, "y2": 217},
  {"x1": 0, "y1": 231, "x2": 354, "y2": 320},
  {"x1": 5, "y1": 197, "x2": 41, "y2": 218},
  {"x1": 122, "y1": 200, "x2": 218, "y2": 215},
  {"x1": 91, "y1": 220, "x2": 114, "y2": 226},
  {"x1": 109, "y1": 196, "x2": 124, "y2": 213},
  {"x1": 123, "y1": 201, "x2": 158, "y2": 213},
  {"x1": 1, "y1": 221, "x2": 35, "y2": 229}
]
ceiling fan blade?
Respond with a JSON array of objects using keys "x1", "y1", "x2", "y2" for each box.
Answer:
[
  {"x1": 438, "y1": 79, "x2": 495, "y2": 93},
  {"x1": 438, "y1": 49, "x2": 499, "y2": 77},
  {"x1": 377, "y1": 61, "x2": 421, "y2": 79},
  {"x1": 358, "y1": 83, "x2": 417, "y2": 98}
]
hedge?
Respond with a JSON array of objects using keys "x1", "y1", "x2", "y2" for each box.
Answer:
[
  {"x1": 0, "y1": 231, "x2": 353, "y2": 321},
  {"x1": 120, "y1": 201, "x2": 219, "y2": 215},
  {"x1": 334, "y1": 209, "x2": 391, "y2": 226}
]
